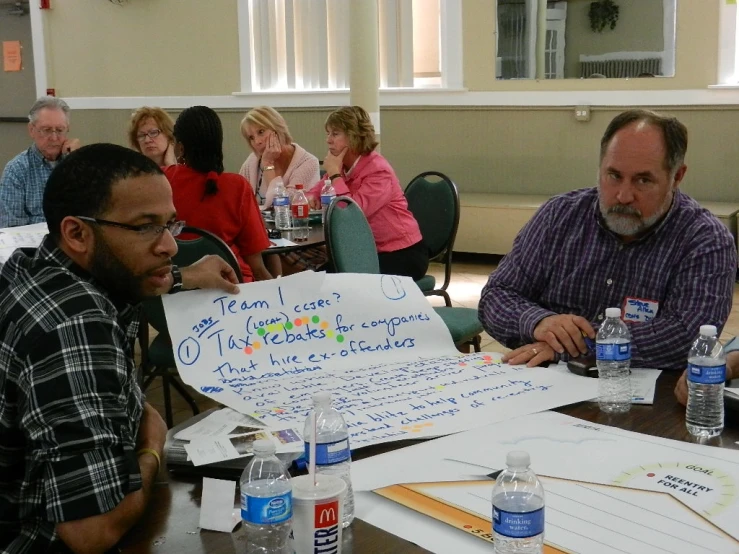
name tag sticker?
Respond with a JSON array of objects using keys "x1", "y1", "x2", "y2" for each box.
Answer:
[{"x1": 623, "y1": 297, "x2": 659, "y2": 323}]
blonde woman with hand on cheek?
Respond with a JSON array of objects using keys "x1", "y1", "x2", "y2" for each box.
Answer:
[{"x1": 239, "y1": 106, "x2": 319, "y2": 207}]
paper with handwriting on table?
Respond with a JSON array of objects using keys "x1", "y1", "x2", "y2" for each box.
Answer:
[{"x1": 163, "y1": 271, "x2": 599, "y2": 449}]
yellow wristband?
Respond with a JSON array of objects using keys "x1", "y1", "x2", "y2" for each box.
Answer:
[{"x1": 137, "y1": 448, "x2": 161, "y2": 473}]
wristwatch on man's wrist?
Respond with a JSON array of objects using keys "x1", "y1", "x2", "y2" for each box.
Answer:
[{"x1": 168, "y1": 265, "x2": 183, "y2": 294}]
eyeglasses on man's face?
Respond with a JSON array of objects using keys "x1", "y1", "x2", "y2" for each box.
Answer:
[
  {"x1": 136, "y1": 128, "x2": 162, "y2": 142},
  {"x1": 35, "y1": 126, "x2": 68, "y2": 138},
  {"x1": 76, "y1": 216, "x2": 185, "y2": 240}
]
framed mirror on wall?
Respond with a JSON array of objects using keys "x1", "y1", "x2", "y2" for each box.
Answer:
[{"x1": 495, "y1": 0, "x2": 677, "y2": 80}]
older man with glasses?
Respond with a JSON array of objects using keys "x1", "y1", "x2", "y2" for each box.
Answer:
[{"x1": 0, "y1": 96, "x2": 81, "y2": 227}]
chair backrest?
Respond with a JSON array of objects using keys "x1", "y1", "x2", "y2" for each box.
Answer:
[
  {"x1": 404, "y1": 171, "x2": 460, "y2": 260},
  {"x1": 324, "y1": 196, "x2": 380, "y2": 274},
  {"x1": 143, "y1": 226, "x2": 244, "y2": 334}
]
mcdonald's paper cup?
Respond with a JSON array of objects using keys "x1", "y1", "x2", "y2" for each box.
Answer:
[{"x1": 291, "y1": 474, "x2": 347, "y2": 554}]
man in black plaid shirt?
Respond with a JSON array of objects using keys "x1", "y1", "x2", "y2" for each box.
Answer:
[{"x1": 0, "y1": 144, "x2": 239, "y2": 553}]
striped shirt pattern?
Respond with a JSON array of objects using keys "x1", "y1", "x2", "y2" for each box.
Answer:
[
  {"x1": 479, "y1": 188, "x2": 736, "y2": 370},
  {"x1": 0, "y1": 145, "x2": 56, "y2": 228},
  {"x1": 0, "y1": 237, "x2": 144, "y2": 553}
]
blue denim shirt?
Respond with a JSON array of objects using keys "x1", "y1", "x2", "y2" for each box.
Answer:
[{"x1": 0, "y1": 145, "x2": 57, "y2": 228}]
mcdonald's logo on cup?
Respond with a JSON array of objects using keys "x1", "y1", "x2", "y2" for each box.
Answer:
[
  {"x1": 315, "y1": 500, "x2": 338, "y2": 528},
  {"x1": 313, "y1": 499, "x2": 340, "y2": 552},
  {"x1": 292, "y1": 474, "x2": 345, "y2": 554}
]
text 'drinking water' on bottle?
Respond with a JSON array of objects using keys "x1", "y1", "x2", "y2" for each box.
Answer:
[{"x1": 491, "y1": 450, "x2": 545, "y2": 554}]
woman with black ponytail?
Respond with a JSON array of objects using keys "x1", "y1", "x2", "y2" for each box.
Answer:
[{"x1": 163, "y1": 106, "x2": 272, "y2": 282}]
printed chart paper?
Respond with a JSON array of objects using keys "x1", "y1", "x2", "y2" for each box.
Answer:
[
  {"x1": 351, "y1": 411, "x2": 739, "y2": 554},
  {"x1": 164, "y1": 272, "x2": 598, "y2": 448}
]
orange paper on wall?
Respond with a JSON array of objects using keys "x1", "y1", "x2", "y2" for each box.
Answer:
[{"x1": 3, "y1": 41, "x2": 21, "y2": 72}]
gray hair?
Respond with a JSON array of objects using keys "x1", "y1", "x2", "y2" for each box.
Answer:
[{"x1": 28, "y1": 96, "x2": 70, "y2": 124}]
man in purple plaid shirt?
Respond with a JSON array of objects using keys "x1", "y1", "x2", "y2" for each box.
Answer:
[{"x1": 479, "y1": 109, "x2": 736, "y2": 372}]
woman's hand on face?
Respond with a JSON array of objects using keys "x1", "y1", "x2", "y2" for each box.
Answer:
[
  {"x1": 262, "y1": 131, "x2": 281, "y2": 166},
  {"x1": 323, "y1": 147, "x2": 348, "y2": 177}
]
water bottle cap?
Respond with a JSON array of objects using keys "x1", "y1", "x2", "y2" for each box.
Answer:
[
  {"x1": 700, "y1": 324, "x2": 718, "y2": 337},
  {"x1": 252, "y1": 439, "x2": 276, "y2": 455},
  {"x1": 506, "y1": 450, "x2": 530, "y2": 468},
  {"x1": 605, "y1": 307, "x2": 622, "y2": 319},
  {"x1": 312, "y1": 391, "x2": 332, "y2": 405}
]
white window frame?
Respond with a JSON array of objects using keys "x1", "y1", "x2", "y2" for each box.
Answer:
[
  {"x1": 235, "y1": 0, "x2": 463, "y2": 94},
  {"x1": 716, "y1": 0, "x2": 739, "y2": 85}
]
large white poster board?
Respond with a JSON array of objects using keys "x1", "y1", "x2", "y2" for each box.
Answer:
[
  {"x1": 163, "y1": 273, "x2": 599, "y2": 448},
  {"x1": 351, "y1": 411, "x2": 739, "y2": 553}
]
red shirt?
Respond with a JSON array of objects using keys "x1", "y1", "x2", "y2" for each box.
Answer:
[{"x1": 164, "y1": 165, "x2": 270, "y2": 282}]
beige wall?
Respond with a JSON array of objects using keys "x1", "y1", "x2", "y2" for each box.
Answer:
[
  {"x1": 41, "y1": 0, "x2": 718, "y2": 96},
  {"x1": 564, "y1": 0, "x2": 665, "y2": 78},
  {"x1": 43, "y1": 0, "x2": 240, "y2": 97},
  {"x1": 3, "y1": 0, "x2": 736, "y2": 205}
]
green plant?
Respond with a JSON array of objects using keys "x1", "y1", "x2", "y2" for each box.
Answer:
[{"x1": 589, "y1": 0, "x2": 620, "y2": 33}]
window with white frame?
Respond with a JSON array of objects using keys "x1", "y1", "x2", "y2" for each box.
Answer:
[
  {"x1": 718, "y1": 0, "x2": 739, "y2": 84},
  {"x1": 236, "y1": 0, "x2": 462, "y2": 93}
]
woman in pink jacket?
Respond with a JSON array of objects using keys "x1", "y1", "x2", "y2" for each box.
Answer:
[{"x1": 308, "y1": 106, "x2": 428, "y2": 280}]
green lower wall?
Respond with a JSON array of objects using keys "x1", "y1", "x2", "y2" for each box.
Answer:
[{"x1": 4, "y1": 106, "x2": 738, "y2": 203}]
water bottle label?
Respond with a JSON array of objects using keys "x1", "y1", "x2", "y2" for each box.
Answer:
[
  {"x1": 292, "y1": 204, "x2": 309, "y2": 218},
  {"x1": 493, "y1": 506, "x2": 544, "y2": 538},
  {"x1": 241, "y1": 490, "x2": 292, "y2": 525},
  {"x1": 304, "y1": 438, "x2": 350, "y2": 465},
  {"x1": 687, "y1": 363, "x2": 726, "y2": 385},
  {"x1": 273, "y1": 196, "x2": 289, "y2": 207},
  {"x1": 321, "y1": 194, "x2": 334, "y2": 207},
  {"x1": 596, "y1": 342, "x2": 631, "y2": 362}
]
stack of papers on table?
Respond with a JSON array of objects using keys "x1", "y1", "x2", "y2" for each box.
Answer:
[{"x1": 166, "y1": 407, "x2": 304, "y2": 470}]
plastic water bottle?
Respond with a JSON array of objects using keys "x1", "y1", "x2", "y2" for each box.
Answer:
[
  {"x1": 320, "y1": 178, "x2": 336, "y2": 225},
  {"x1": 240, "y1": 439, "x2": 292, "y2": 554},
  {"x1": 273, "y1": 178, "x2": 291, "y2": 231},
  {"x1": 303, "y1": 391, "x2": 354, "y2": 528},
  {"x1": 686, "y1": 325, "x2": 726, "y2": 438},
  {"x1": 491, "y1": 450, "x2": 545, "y2": 554},
  {"x1": 596, "y1": 307, "x2": 632, "y2": 414},
  {"x1": 291, "y1": 184, "x2": 310, "y2": 241}
]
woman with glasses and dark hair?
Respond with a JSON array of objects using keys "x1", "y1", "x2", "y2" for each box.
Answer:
[
  {"x1": 128, "y1": 107, "x2": 176, "y2": 167},
  {"x1": 163, "y1": 106, "x2": 272, "y2": 283}
]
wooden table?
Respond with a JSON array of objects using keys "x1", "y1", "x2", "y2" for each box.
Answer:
[
  {"x1": 265, "y1": 221, "x2": 325, "y2": 255},
  {"x1": 119, "y1": 371, "x2": 739, "y2": 553}
]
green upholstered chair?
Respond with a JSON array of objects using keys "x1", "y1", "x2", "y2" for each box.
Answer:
[
  {"x1": 324, "y1": 196, "x2": 482, "y2": 353},
  {"x1": 404, "y1": 171, "x2": 459, "y2": 307},
  {"x1": 139, "y1": 226, "x2": 243, "y2": 427}
]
